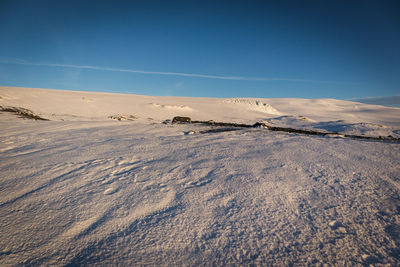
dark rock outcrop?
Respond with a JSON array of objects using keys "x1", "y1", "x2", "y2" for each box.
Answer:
[
  {"x1": 0, "y1": 106, "x2": 49, "y2": 121},
  {"x1": 172, "y1": 116, "x2": 192, "y2": 123},
  {"x1": 168, "y1": 116, "x2": 400, "y2": 142}
]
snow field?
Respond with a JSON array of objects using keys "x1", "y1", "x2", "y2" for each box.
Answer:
[
  {"x1": 1, "y1": 87, "x2": 400, "y2": 265},
  {"x1": 0, "y1": 119, "x2": 399, "y2": 265}
]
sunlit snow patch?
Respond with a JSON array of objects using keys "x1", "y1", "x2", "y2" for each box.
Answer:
[
  {"x1": 223, "y1": 98, "x2": 281, "y2": 115},
  {"x1": 149, "y1": 103, "x2": 194, "y2": 111}
]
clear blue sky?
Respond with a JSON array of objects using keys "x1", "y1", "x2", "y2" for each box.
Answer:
[{"x1": 0, "y1": 0, "x2": 399, "y2": 100}]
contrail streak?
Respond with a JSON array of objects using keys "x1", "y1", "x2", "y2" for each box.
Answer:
[{"x1": 0, "y1": 59, "x2": 336, "y2": 83}]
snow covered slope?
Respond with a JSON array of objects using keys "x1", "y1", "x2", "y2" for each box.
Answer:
[
  {"x1": 1, "y1": 86, "x2": 400, "y2": 127},
  {"x1": 1, "y1": 87, "x2": 400, "y2": 265}
]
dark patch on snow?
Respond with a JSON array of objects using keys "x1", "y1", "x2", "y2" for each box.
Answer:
[
  {"x1": 108, "y1": 115, "x2": 137, "y2": 121},
  {"x1": 200, "y1": 128, "x2": 242, "y2": 134},
  {"x1": 172, "y1": 116, "x2": 192, "y2": 123},
  {"x1": 0, "y1": 106, "x2": 49, "y2": 120},
  {"x1": 169, "y1": 116, "x2": 400, "y2": 142},
  {"x1": 385, "y1": 224, "x2": 400, "y2": 245}
]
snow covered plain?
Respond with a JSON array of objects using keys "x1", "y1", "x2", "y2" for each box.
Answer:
[{"x1": 1, "y1": 86, "x2": 400, "y2": 266}]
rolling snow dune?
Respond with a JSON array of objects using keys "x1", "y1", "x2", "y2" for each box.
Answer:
[
  {"x1": 222, "y1": 98, "x2": 282, "y2": 115},
  {"x1": 1, "y1": 86, "x2": 400, "y2": 127},
  {"x1": 1, "y1": 86, "x2": 400, "y2": 266}
]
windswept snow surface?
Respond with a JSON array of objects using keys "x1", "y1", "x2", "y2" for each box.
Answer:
[{"x1": 1, "y1": 87, "x2": 400, "y2": 266}]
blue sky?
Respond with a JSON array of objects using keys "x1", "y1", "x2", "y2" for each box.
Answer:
[{"x1": 0, "y1": 0, "x2": 399, "y2": 100}]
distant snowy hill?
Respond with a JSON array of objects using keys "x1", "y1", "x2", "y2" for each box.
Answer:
[
  {"x1": 350, "y1": 95, "x2": 400, "y2": 107},
  {"x1": 1, "y1": 86, "x2": 399, "y2": 265}
]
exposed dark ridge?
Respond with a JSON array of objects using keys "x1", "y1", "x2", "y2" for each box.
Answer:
[
  {"x1": 199, "y1": 128, "x2": 242, "y2": 134},
  {"x1": 192, "y1": 120, "x2": 253, "y2": 128},
  {"x1": 171, "y1": 116, "x2": 400, "y2": 142},
  {"x1": 0, "y1": 106, "x2": 50, "y2": 121}
]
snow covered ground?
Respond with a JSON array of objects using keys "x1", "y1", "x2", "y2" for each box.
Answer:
[{"x1": 1, "y1": 86, "x2": 400, "y2": 266}]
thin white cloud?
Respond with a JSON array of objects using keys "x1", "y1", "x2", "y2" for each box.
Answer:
[{"x1": 0, "y1": 58, "x2": 337, "y2": 84}]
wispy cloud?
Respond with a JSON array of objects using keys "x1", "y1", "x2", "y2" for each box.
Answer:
[{"x1": 0, "y1": 58, "x2": 337, "y2": 84}]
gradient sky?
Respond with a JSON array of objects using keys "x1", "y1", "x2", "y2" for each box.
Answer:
[{"x1": 0, "y1": 0, "x2": 399, "y2": 100}]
